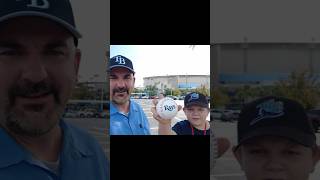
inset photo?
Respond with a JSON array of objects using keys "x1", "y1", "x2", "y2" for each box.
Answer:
[{"x1": 109, "y1": 45, "x2": 210, "y2": 135}]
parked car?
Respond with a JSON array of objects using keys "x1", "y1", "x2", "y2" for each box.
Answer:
[
  {"x1": 141, "y1": 95, "x2": 149, "y2": 99},
  {"x1": 220, "y1": 110, "x2": 240, "y2": 122},
  {"x1": 178, "y1": 96, "x2": 185, "y2": 100},
  {"x1": 63, "y1": 111, "x2": 77, "y2": 118},
  {"x1": 167, "y1": 95, "x2": 178, "y2": 100},
  {"x1": 99, "y1": 111, "x2": 107, "y2": 118},
  {"x1": 211, "y1": 109, "x2": 224, "y2": 121},
  {"x1": 77, "y1": 108, "x2": 96, "y2": 118}
]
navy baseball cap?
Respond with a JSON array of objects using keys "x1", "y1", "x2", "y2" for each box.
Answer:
[
  {"x1": 236, "y1": 96, "x2": 316, "y2": 148},
  {"x1": 184, "y1": 92, "x2": 209, "y2": 108},
  {"x1": 109, "y1": 55, "x2": 135, "y2": 73},
  {"x1": 0, "y1": 0, "x2": 81, "y2": 39}
]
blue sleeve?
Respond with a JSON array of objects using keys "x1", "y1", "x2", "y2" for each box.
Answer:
[
  {"x1": 106, "y1": 158, "x2": 110, "y2": 180},
  {"x1": 172, "y1": 122, "x2": 182, "y2": 135}
]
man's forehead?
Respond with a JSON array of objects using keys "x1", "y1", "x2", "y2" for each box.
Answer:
[
  {"x1": 185, "y1": 105, "x2": 206, "y2": 109},
  {"x1": 0, "y1": 16, "x2": 74, "y2": 38},
  {"x1": 110, "y1": 67, "x2": 134, "y2": 75},
  {"x1": 243, "y1": 136, "x2": 301, "y2": 147}
]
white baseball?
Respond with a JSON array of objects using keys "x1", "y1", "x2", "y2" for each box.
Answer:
[{"x1": 156, "y1": 97, "x2": 178, "y2": 119}]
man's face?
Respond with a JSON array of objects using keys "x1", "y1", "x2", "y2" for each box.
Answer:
[
  {"x1": 183, "y1": 105, "x2": 209, "y2": 127},
  {"x1": 0, "y1": 17, "x2": 80, "y2": 137},
  {"x1": 233, "y1": 136, "x2": 320, "y2": 180},
  {"x1": 109, "y1": 67, "x2": 135, "y2": 105}
]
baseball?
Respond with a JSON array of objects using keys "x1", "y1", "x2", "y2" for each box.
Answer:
[{"x1": 156, "y1": 97, "x2": 178, "y2": 119}]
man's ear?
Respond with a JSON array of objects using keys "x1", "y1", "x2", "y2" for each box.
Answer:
[
  {"x1": 311, "y1": 145, "x2": 320, "y2": 172},
  {"x1": 74, "y1": 48, "x2": 81, "y2": 82}
]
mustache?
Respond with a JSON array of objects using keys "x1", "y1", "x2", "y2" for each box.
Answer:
[
  {"x1": 113, "y1": 88, "x2": 129, "y2": 94},
  {"x1": 9, "y1": 80, "x2": 60, "y2": 104}
]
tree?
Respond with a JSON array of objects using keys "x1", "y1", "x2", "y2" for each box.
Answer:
[
  {"x1": 145, "y1": 84, "x2": 158, "y2": 96},
  {"x1": 273, "y1": 71, "x2": 320, "y2": 110},
  {"x1": 172, "y1": 88, "x2": 181, "y2": 96},
  {"x1": 195, "y1": 85, "x2": 210, "y2": 97},
  {"x1": 71, "y1": 83, "x2": 95, "y2": 99},
  {"x1": 212, "y1": 88, "x2": 230, "y2": 108},
  {"x1": 133, "y1": 88, "x2": 143, "y2": 93}
]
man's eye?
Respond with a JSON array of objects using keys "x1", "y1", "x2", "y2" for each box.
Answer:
[
  {"x1": 0, "y1": 49, "x2": 21, "y2": 56},
  {"x1": 46, "y1": 50, "x2": 65, "y2": 56},
  {"x1": 249, "y1": 149, "x2": 266, "y2": 155},
  {"x1": 284, "y1": 150, "x2": 300, "y2": 156}
]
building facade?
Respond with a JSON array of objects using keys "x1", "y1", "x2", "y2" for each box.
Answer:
[
  {"x1": 144, "y1": 75, "x2": 210, "y2": 90},
  {"x1": 211, "y1": 43, "x2": 320, "y2": 87}
]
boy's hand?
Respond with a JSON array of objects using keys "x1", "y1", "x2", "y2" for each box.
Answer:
[{"x1": 151, "y1": 99, "x2": 182, "y2": 124}]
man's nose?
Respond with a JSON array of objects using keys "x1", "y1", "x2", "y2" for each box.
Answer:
[
  {"x1": 21, "y1": 57, "x2": 48, "y2": 83},
  {"x1": 264, "y1": 154, "x2": 285, "y2": 172},
  {"x1": 115, "y1": 79, "x2": 126, "y2": 88}
]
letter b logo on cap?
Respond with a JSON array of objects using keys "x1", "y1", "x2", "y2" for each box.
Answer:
[
  {"x1": 115, "y1": 56, "x2": 126, "y2": 65},
  {"x1": 16, "y1": 0, "x2": 50, "y2": 9}
]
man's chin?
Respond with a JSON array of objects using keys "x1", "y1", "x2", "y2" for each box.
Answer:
[{"x1": 5, "y1": 110, "x2": 61, "y2": 137}]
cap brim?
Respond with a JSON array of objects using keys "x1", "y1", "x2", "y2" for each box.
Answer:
[
  {"x1": 185, "y1": 102, "x2": 208, "y2": 108},
  {"x1": 237, "y1": 126, "x2": 316, "y2": 148},
  {"x1": 0, "y1": 11, "x2": 82, "y2": 38},
  {"x1": 109, "y1": 65, "x2": 135, "y2": 73}
]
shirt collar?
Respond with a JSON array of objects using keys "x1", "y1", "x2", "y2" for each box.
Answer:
[
  {"x1": 0, "y1": 120, "x2": 93, "y2": 168},
  {"x1": 110, "y1": 99, "x2": 138, "y2": 115}
]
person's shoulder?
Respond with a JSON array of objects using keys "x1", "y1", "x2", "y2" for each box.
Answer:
[
  {"x1": 130, "y1": 99, "x2": 144, "y2": 111},
  {"x1": 172, "y1": 120, "x2": 190, "y2": 135},
  {"x1": 130, "y1": 99, "x2": 140, "y2": 107},
  {"x1": 174, "y1": 120, "x2": 190, "y2": 127}
]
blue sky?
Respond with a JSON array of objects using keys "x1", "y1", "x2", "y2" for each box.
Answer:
[{"x1": 110, "y1": 45, "x2": 210, "y2": 87}]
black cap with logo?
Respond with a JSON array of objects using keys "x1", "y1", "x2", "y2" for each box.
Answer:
[
  {"x1": 0, "y1": 0, "x2": 81, "y2": 38},
  {"x1": 184, "y1": 92, "x2": 209, "y2": 108},
  {"x1": 236, "y1": 96, "x2": 316, "y2": 148},
  {"x1": 109, "y1": 55, "x2": 135, "y2": 73}
]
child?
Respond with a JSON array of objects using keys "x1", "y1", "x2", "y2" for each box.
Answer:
[
  {"x1": 233, "y1": 96, "x2": 320, "y2": 180},
  {"x1": 152, "y1": 92, "x2": 210, "y2": 135}
]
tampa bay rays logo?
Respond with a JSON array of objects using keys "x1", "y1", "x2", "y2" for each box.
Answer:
[
  {"x1": 16, "y1": 0, "x2": 50, "y2": 9},
  {"x1": 188, "y1": 93, "x2": 199, "y2": 102},
  {"x1": 250, "y1": 99, "x2": 284, "y2": 125},
  {"x1": 114, "y1": 55, "x2": 126, "y2": 65}
]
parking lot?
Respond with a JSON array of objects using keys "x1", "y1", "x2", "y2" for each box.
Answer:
[
  {"x1": 133, "y1": 98, "x2": 210, "y2": 135},
  {"x1": 212, "y1": 120, "x2": 320, "y2": 180}
]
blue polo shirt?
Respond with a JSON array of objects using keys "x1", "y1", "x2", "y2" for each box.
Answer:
[
  {"x1": 110, "y1": 100, "x2": 151, "y2": 135},
  {"x1": 0, "y1": 120, "x2": 109, "y2": 180}
]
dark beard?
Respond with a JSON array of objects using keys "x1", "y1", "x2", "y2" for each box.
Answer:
[{"x1": 3, "y1": 80, "x2": 62, "y2": 137}]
